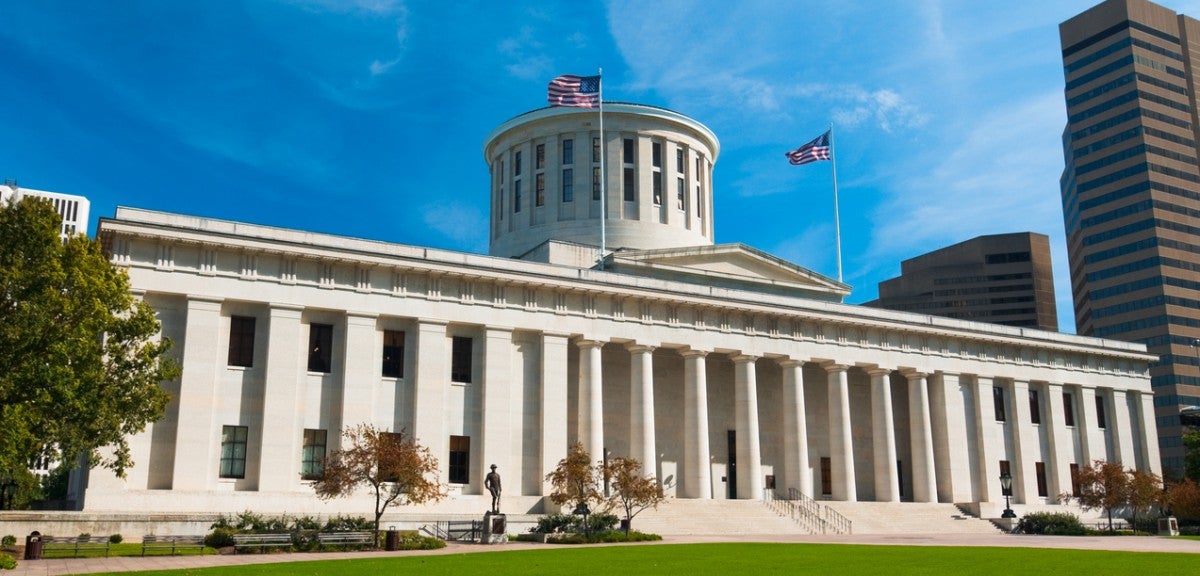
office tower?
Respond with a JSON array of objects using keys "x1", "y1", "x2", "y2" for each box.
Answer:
[
  {"x1": 867, "y1": 233, "x2": 1059, "y2": 331},
  {"x1": 1060, "y1": 0, "x2": 1200, "y2": 472}
]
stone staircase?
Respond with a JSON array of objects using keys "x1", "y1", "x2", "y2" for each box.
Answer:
[{"x1": 630, "y1": 498, "x2": 1001, "y2": 536}]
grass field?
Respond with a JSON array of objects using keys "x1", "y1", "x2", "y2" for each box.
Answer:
[{"x1": 91, "y1": 542, "x2": 1196, "y2": 576}]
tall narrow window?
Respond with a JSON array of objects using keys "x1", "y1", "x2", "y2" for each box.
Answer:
[
  {"x1": 562, "y1": 168, "x2": 574, "y2": 202},
  {"x1": 514, "y1": 151, "x2": 523, "y2": 176},
  {"x1": 1095, "y1": 394, "x2": 1107, "y2": 428},
  {"x1": 652, "y1": 172, "x2": 663, "y2": 205},
  {"x1": 301, "y1": 429, "x2": 327, "y2": 480},
  {"x1": 676, "y1": 177, "x2": 685, "y2": 209},
  {"x1": 1029, "y1": 389, "x2": 1041, "y2": 424},
  {"x1": 228, "y1": 316, "x2": 256, "y2": 367},
  {"x1": 1035, "y1": 462, "x2": 1047, "y2": 497},
  {"x1": 592, "y1": 167, "x2": 601, "y2": 200},
  {"x1": 535, "y1": 173, "x2": 545, "y2": 207},
  {"x1": 820, "y1": 457, "x2": 832, "y2": 495},
  {"x1": 623, "y1": 138, "x2": 634, "y2": 163},
  {"x1": 623, "y1": 168, "x2": 635, "y2": 202},
  {"x1": 592, "y1": 137, "x2": 600, "y2": 162},
  {"x1": 451, "y1": 336, "x2": 473, "y2": 383},
  {"x1": 513, "y1": 180, "x2": 522, "y2": 213},
  {"x1": 1069, "y1": 463, "x2": 1082, "y2": 497},
  {"x1": 993, "y1": 386, "x2": 1006, "y2": 422},
  {"x1": 382, "y1": 330, "x2": 405, "y2": 378},
  {"x1": 535, "y1": 143, "x2": 545, "y2": 169},
  {"x1": 652, "y1": 142, "x2": 662, "y2": 168},
  {"x1": 1063, "y1": 392, "x2": 1075, "y2": 427},
  {"x1": 562, "y1": 138, "x2": 574, "y2": 165},
  {"x1": 676, "y1": 148, "x2": 684, "y2": 172},
  {"x1": 308, "y1": 323, "x2": 333, "y2": 373},
  {"x1": 449, "y1": 435, "x2": 470, "y2": 484},
  {"x1": 220, "y1": 425, "x2": 248, "y2": 479}
]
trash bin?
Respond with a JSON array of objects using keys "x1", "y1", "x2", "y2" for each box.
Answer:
[
  {"x1": 385, "y1": 528, "x2": 399, "y2": 551},
  {"x1": 24, "y1": 531, "x2": 42, "y2": 561}
]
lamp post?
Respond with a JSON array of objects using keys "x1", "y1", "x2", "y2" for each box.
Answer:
[
  {"x1": 572, "y1": 501, "x2": 591, "y2": 538},
  {"x1": 1000, "y1": 471, "x2": 1016, "y2": 519}
]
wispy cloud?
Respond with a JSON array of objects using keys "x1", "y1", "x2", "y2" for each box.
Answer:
[
  {"x1": 498, "y1": 25, "x2": 553, "y2": 81},
  {"x1": 421, "y1": 201, "x2": 488, "y2": 251}
]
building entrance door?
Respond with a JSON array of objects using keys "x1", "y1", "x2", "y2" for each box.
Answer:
[{"x1": 727, "y1": 430, "x2": 737, "y2": 499}]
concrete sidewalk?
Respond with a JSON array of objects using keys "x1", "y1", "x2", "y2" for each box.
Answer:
[{"x1": 6, "y1": 533, "x2": 1198, "y2": 575}]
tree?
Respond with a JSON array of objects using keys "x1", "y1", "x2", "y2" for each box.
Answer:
[
  {"x1": 311, "y1": 424, "x2": 445, "y2": 543},
  {"x1": 1069, "y1": 460, "x2": 1131, "y2": 531},
  {"x1": 545, "y1": 442, "x2": 603, "y2": 512},
  {"x1": 1183, "y1": 429, "x2": 1200, "y2": 482},
  {"x1": 1127, "y1": 468, "x2": 1164, "y2": 530},
  {"x1": 0, "y1": 197, "x2": 177, "y2": 492},
  {"x1": 602, "y1": 456, "x2": 665, "y2": 533},
  {"x1": 1164, "y1": 478, "x2": 1200, "y2": 522}
]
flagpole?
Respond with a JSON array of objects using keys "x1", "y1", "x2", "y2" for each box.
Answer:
[
  {"x1": 598, "y1": 68, "x2": 607, "y2": 270},
  {"x1": 829, "y1": 123, "x2": 843, "y2": 283}
]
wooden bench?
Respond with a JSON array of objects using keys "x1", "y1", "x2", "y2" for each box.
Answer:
[
  {"x1": 141, "y1": 535, "x2": 206, "y2": 556},
  {"x1": 316, "y1": 531, "x2": 374, "y2": 549},
  {"x1": 232, "y1": 533, "x2": 293, "y2": 553},
  {"x1": 41, "y1": 536, "x2": 111, "y2": 558}
]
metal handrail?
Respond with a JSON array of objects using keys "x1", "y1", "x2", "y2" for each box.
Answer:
[{"x1": 763, "y1": 487, "x2": 852, "y2": 535}]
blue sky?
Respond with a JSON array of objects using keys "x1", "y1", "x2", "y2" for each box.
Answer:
[{"x1": 5, "y1": 0, "x2": 1199, "y2": 333}]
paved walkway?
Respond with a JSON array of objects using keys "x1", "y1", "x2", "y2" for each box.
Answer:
[{"x1": 6, "y1": 533, "x2": 1198, "y2": 575}]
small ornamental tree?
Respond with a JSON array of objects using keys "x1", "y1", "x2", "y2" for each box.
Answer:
[
  {"x1": 1184, "y1": 430, "x2": 1200, "y2": 482},
  {"x1": 1069, "y1": 460, "x2": 1131, "y2": 531},
  {"x1": 602, "y1": 456, "x2": 664, "y2": 533},
  {"x1": 1127, "y1": 468, "x2": 1164, "y2": 530},
  {"x1": 311, "y1": 425, "x2": 445, "y2": 544},
  {"x1": 545, "y1": 442, "x2": 603, "y2": 513},
  {"x1": 1165, "y1": 478, "x2": 1200, "y2": 522}
]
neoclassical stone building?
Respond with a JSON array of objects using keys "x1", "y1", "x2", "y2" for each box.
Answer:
[{"x1": 81, "y1": 104, "x2": 1160, "y2": 519}]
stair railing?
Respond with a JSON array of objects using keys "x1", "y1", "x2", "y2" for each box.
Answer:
[{"x1": 762, "y1": 487, "x2": 852, "y2": 534}]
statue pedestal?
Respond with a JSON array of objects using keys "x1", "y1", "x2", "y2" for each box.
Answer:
[{"x1": 481, "y1": 512, "x2": 508, "y2": 544}]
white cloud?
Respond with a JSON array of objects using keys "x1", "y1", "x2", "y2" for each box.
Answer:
[
  {"x1": 498, "y1": 26, "x2": 553, "y2": 81},
  {"x1": 772, "y1": 222, "x2": 837, "y2": 278},
  {"x1": 421, "y1": 201, "x2": 488, "y2": 250}
]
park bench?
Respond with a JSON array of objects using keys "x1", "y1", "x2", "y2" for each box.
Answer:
[
  {"x1": 41, "y1": 535, "x2": 111, "y2": 558},
  {"x1": 141, "y1": 535, "x2": 206, "y2": 556},
  {"x1": 316, "y1": 531, "x2": 374, "y2": 549},
  {"x1": 232, "y1": 533, "x2": 293, "y2": 553}
]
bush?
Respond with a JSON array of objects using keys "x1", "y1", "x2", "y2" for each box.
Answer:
[
  {"x1": 204, "y1": 527, "x2": 237, "y2": 549},
  {"x1": 532, "y1": 513, "x2": 577, "y2": 534},
  {"x1": 0, "y1": 535, "x2": 14, "y2": 547},
  {"x1": 1017, "y1": 512, "x2": 1087, "y2": 535},
  {"x1": 0, "y1": 553, "x2": 15, "y2": 570},
  {"x1": 108, "y1": 534, "x2": 123, "y2": 544},
  {"x1": 322, "y1": 515, "x2": 373, "y2": 532},
  {"x1": 395, "y1": 532, "x2": 445, "y2": 550}
]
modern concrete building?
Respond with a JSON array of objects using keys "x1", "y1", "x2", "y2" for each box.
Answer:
[
  {"x1": 1060, "y1": 0, "x2": 1200, "y2": 472},
  {"x1": 866, "y1": 233, "x2": 1059, "y2": 331},
  {"x1": 75, "y1": 104, "x2": 1159, "y2": 526},
  {"x1": 1, "y1": 179, "x2": 90, "y2": 239}
]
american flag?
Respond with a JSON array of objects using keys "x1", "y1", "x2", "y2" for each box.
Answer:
[
  {"x1": 786, "y1": 131, "x2": 832, "y2": 165},
  {"x1": 548, "y1": 74, "x2": 601, "y2": 108}
]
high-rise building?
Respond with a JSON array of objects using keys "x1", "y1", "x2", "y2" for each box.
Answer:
[
  {"x1": 866, "y1": 233, "x2": 1059, "y2": 331},
  {"x1": 1060, "y1": 0, "x2": 1200, "y2": 472},
  {"x1": 1, "y1": 179, "x2": 91, "y2": 238}
]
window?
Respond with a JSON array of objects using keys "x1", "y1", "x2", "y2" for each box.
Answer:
[
  {"x1": 623, "y1": 138, "x2": 634, "y2": 164},
  {"x1": 308, "y1": 323, "x2": 333, "y2": 373},
  {"x1": 535, "y1": 143, "x2": 545, "y2": 170},
  {"x1": 652, "y1": 172, "x2": 662, "y2": 205},
  {"x1": 820, "y1": 457, "x2": 832, "y2": 495},
  {"x1": 592, "y1": 167, "x2": 601, "y2": 200},
  {"x1": 1070, "y1": 463, "x2": 1082, "y2": 497},
  {"x1": 592, "y1": 137, "x2": 600, "y2": 163},
  {"x1": 449, "y1": 435, "x2": 470, "y2": 484},
  {"x1": 513, "y1": 180, "x2": 522, "y2": 213},
  {"x1": 451, "y1": 336, "x2": 472, "y2": 383},
  {"x1": 535, "y1": 173, "x2": 545, "y2": 207},
  {"x1": 220, "y1": 425, "x2": 248, "y2": 479},
  {"x1": 1035, "y1": 462, "x2": 1047, "y2": 497},
  {"x1": 514, "y1": 150, "x2": 522, "y2": 176},
  {"x1": 623, "y1": 167, "x2": 635, "y2": 202},
  {"x1": 993, "y1": 386, "x2": 1006, "y2": 422},
  {"x1": 1096, "y1": 394, "x2": 1107, "y2": 428},
  {"x1": 652, "y1": 142, "x2": 662, "y2": 168},
  {"x1": 301, "y1": 429, "x2": 327, "y2": 480},
  {"x1": 228, "y1": 316, "x2": 255, "y2": 367},
  {"x1": 562, "y1": 168, "x2": 574, "y2": 202},
  {"x1": 676, "y1": 148, "x2": 684, "y2": 172},
  {"x1": 562, "y1": 139, "x2": 574, "y2": 165},
  {"x1": 676, "y1": 177, "x2": 685, "y2": 209},
  {"x1": 382, "y1": 330, "x2": 405, "y2": 378},
  {"x1": 1029, "y1": 389, "x2": 1041, "y2": 424},
  {"x1": 1063, "y1": 392, "x2": 1075, "y2": 427}
]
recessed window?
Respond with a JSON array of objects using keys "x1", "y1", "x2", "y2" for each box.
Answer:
[
  {"x1": 449, "y1": 435, "x2": 470, "y2": 484},
  {"x1": 993, "y1": 386, "x2": 1006, "y2": 422},
  {"x1": 562, "y1": 139, "x2": 574, "y2": 165},
  {"x1": 676, "y1": 148, "x2": 684, "y2": 172},
  {"x1": 514, "y1": 180, "x2": 522, "y2": 213},
  {"x1": 652, "y1": 142, "x2": 662, "y2": 168},
  {"x1": 652, "y1": 173, "x2": 662, "y2": 205},
  {"x1": 535, "y1": 144, "x2": 545, "y2": 170},
  {"x1": 535, "y1": 173, "x2": 545, "y2": 207},
  {"x1": 1035, "y1": 462, "x2": 1047, "y2": 497},
  {"x1": 1063, "y1": 392, "x2": 1075, "y2": 426},
  {"x1": 301, "y1": 429, "x2": 327, "y2": 480},
  {"x1": 623, "y1": 138, "x2": 634, "y2": 164},
  {"x1": 1069, "y1": 463, "x2": 1082, "y2": 496},
  {"x1": 1096, "y1": 394, "x2": 1107, "y2": 429},
  {"x1": 592, "y1": 137, "x2": 600, "y2": 163},
  {"x1": 382, "y1": 330, "x2": 405, "y2": 378},
  {"x1": 677, "y1": 178, "x2": 685, "y2": 209},
  {"x1": 220, "y1": 425, "x2": 248, "y2": 479},
  {"x1": 1029, "y1": 389, "x2": 1041, "y2": 424},
  {"x1": 308, "y1": 323, "x2": 333, "y2": 373},
  {"x1": 514, "y1": 150, "x2": 522, "y2": 176},
  {"x1": 623, "y1": 167, "x2": 635, "y2": 202},
  {"x1": 820, "y1": 457, "x2": 832, "y2": 495},
  {"x1": 562, "y1": 168, "x2": 574, "y2": 202},
  {"x1": 451, "y1": 336, "x2": 473, "y2": 384},
  {"x1": 228, "y1": 316, "x2": 256, "y2": 368},
  {"x1": 592, "y1": 167, "x2": 601, "y2": 200}
]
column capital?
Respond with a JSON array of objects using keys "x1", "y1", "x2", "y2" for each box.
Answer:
[
  {"x1": 777, "y1": 357, "x2": 806, "y2": 368},
  {"x1": 576, "y1": 338, "x2": 605, "y2": 349},
  {"x1": 626, "y1": 343, "x2": 656, "y2": 354},
  {"x1": 821, "y1": 362, "x2": 850, "y2": 374},
  {"x1": 680, "y1": 347, "x2": 709, "y2": 359},
  {"x1": 901, "y1": 369, "x2": 928, "y2": 380},
  {"x1": 863, "y1": 365, "x2": 892, "y2": 378},
  {"x1": 731, "y1": 354, "x2": 758, "y2": 364}
]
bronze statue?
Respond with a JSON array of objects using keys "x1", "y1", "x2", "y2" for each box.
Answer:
[{"x1": 485, "y1": 464, "x2": 502, "y2": 513}]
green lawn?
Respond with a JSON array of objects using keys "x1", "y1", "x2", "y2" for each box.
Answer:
[{"x1": 89, "y1": 543, "x2": 1195, "y2": 576}]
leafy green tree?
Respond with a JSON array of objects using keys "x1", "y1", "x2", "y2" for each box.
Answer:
[
  {"x1": 1183, "y1": 430, "x2": 1200, "y2": 482},
  {"x1": 311, "y1": 424, "x2": 446, "y2": 544},
  {"x1": 601, "y1": 456, "x2": 664, "y2": 533},
  {"x1": 0, "y1": 197, "x2": 177, "y2": 494}
]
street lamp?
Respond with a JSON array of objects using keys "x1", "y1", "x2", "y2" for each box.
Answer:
[
  {"x1": 1000, "y1": 471, "x2": 1016, "y2": 519},
  {"x1": 572, "y1": 501, "x2": 591, "y2": 538}
]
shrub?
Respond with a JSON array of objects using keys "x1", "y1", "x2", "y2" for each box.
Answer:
[
  {"x1": 108, "y1": 534, "x2": 123, "y2": 544},
  {"x1": 532, "y1": 513, "x2": 577, "y2": 534},
  {"x1": 1017, "y1": 512, "x2": 1087, "y2": 535},
  {"x1": 290, "y1": 516, "x2": 321, "y2": 532},
  {"x1": 204, "y1": 527, "x2": 237, "y2": 549},
  {"x1": 395, "y1": 532, "x2": 445, "y2": 550},
  {"x1": 77, "y1": 532, "x2": 91, "y2": 539},
  {"x1": 0, "y1": 553, "x2": 15, "y2": 570},
  {"x1": 323, "y1": 515, "x2": 373, "y2": 532},
  {"x1": 584, "y1": 513, "x2": 619, "y2": 533},
  {"x1": 0, "y1": 535, "x2": 14, "y2": 547}
]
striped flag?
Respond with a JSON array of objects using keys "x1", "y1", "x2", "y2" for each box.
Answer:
[
  {"x1": 548, "y1": 74, "x2": 601, "y2": 108},
  {"x1": 786, "y1": 130, "x2": 832, "y2": 165}
]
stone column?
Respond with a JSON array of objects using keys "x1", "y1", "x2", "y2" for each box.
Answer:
[
  {"x1": 481, "y1": 327, "x2": 514, "y2": 492},
  {"x1": 1075, "y1": 385, "x2": 1104, "y2": 466},
  {"x1": 577, "y1": 339, "x2": 605, "y2": 463},
  {"x1": 972, "y1": 376, "x2": 1000, "y2": 503},
  {"x1": 1109, "y1": 388, "x2": 1135, "y2": 466},
  {"x1": 930, "y1": 372, "x2": 972, "y2": 503},
  {"x1": 1009, "y1": 379, "x2": 1039, "y2": 503},
  {"x1": 780, "y1": 359, "x2": 811, "y2": 497},
  {"x1": 868, "y1": 368, "x2": 899, "y2": 503},
  {"x1": 540, "y1": 332, "x2": 570, "y2": 495},
  {"x1": 825, "y1": 364, "x2": 856, "y2": 501},
  {"x1": 682, "y1": 349, "x2": 712, "y2": 499},
  {"x1": 627, "y1": 344, "x2": 658, "y2": 478},
  {"x1": 733, "y1": 355, "x2": 763, "y2": 500},
  {"x1": 258, "y1": 304, "x2": 304, "y2": 491},
  {"x1": 412, "y1": 320, "x2": 449, "y2": 482},
  {"x1": 340, "y1": 312, "x2": 379, "y2": 432},
  {"x1": 1134, "y1": 391, "x2": 1162, "y2": 474},
  {"x1": 906, "y1": 371, "x2": 937, "y2": 503},
  {"x1": 172, "y1": 296, "x2": 223, "y2": 490},
  {"x1": 1044, "y1": 382, "x2": 1073, "y2": 503}
]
